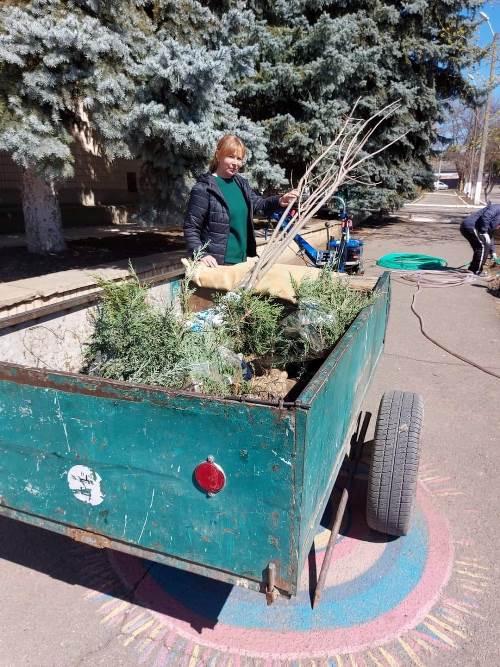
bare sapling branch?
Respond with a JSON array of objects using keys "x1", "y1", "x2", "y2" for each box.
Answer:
[{"x1": 238, "y1": 100, "x2": 405, "y2": 290}]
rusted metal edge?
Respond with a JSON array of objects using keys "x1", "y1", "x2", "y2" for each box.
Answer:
[
  {"x1": 0, "y1": 360, "x2": 304, "y2": 411},
  {"x1": 0, "y1": 503, "x2": 293, "y2": 595},
  {"x1": 296, "y1": 271, "x2": 390, "y2": 406},
  {"x1": 223, "y1": 392, "x2": 309, "y2": 410},
  {"x1": 0, "y1": 264, "x2": 185, "y2": 332}
]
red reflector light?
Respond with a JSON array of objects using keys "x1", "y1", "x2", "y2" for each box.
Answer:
[{"x1": 194, "y1": 456, "x2": 226, "y2": 496}]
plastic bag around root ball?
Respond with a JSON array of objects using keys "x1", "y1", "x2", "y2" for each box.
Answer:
[
  {"x1": 186, "y1": 346, "x2": 253, "y2": 392},
  {"x1": 189, "y1": 307, "x2": 224, "y2": 332},
  {"x1": 188, "y1": 292, "x2": 241, "y2": 333},
  {"x1": 281, "y1": 300, "x2": 337, "y2": 354}
]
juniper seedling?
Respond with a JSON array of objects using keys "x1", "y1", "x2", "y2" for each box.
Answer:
[
  {"x1": 82, "y1": 268, "x2": 239, "y2": 395},
  {"x1": 279, "y1": 270, "x2": 373, "y2": 362},
  {"x1": 214, "y1": 290, "x2": 285, "y2": 359}
]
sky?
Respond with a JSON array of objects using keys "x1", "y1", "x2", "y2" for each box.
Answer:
[{"x1": 469, "y1": 0, "x2": 500, "y2": 90}]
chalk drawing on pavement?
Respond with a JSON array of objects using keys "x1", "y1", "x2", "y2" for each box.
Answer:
[{"x1": 78, "y1": 466, "x2": 487, "y2": 666}]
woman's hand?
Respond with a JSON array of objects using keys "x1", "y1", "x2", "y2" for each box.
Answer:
[
  {"x1": 200, "y1": 255, "x2": 218, "y2": 268},
  {"x1": 279, "y1": 189, "x2": 299, "y2": 207}
]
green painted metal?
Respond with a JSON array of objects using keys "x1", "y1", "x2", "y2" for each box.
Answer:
[
  {"x1": 296, "y1": 271, "x2": 390, "y2": 570},
  {"x1": 0, "y1": 368, "x2": 298, "y2": 591},
  {"x1": 0, "y1": 272, "x2": 390, "y2": 597}
]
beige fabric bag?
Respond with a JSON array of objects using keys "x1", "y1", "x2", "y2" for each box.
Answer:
[{"x1": 181, "y1": 259, "x2": 375, "y2": 303}]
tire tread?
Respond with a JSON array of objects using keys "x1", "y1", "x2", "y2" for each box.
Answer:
[{"x1": 366, "y1": 390, "x2": 424, "y2": 536}]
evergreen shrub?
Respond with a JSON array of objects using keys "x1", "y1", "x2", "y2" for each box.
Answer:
[{"x1": 82, "y1": 268, "x2": 373, "y2": 399}]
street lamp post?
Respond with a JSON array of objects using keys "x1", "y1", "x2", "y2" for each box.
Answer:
[
  {"x1": 463, "y1": 104, "x2": 480, "y2": 197},
  {"x1": 473, "y1": 14, "x2": 498, "y2": 205}
]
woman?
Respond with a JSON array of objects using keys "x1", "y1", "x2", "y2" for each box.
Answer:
[{"x1": 184, "y1": 134, "x2": 298, "y2": 267}]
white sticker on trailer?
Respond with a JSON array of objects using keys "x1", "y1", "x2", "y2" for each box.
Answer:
[{"x1": 67, "y1": 465, "x2": 105, "y2": 506}]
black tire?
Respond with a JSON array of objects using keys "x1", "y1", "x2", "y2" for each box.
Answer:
[{"x1": 367, "y1": 390, "x2": 424, "y2": 536}]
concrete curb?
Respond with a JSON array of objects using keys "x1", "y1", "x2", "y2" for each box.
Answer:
[{"x1": 0, "y1": 221, "x2": 337, "y2": 326}]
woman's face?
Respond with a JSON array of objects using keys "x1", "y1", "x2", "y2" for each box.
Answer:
[{"x1": 216, "y1": 151, "x2": 244, "y2": 179}]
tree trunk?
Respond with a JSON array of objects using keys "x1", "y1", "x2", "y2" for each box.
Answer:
[
  {"x1": 138, "y1": 161, "x2": 189, "y2": 228},
  {"x1": 22, "y1": 168, "x2": 66, "y2": 254},
  {"x1": 484, "y1": 164, "x2": 494, "y2": 198}
]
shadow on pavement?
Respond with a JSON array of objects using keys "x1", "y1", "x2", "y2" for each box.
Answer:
[{"x1": 0, "y1": 232, "x2": 185, "y2": 282}]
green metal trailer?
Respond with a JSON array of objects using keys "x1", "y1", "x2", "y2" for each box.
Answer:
[{"x1": 0, "y1": 270, "x2": 423, "y2": 602}]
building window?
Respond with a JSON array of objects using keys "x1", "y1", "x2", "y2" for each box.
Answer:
[{"x1": 126, "y1": 172, "x2": 138, "y2": 193}]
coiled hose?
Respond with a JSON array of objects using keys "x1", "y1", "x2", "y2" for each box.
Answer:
[
  {"x1": 391, "y1": 269, "x2": 500, "y2": 381},
  {"x1": 377, "y1": 253, "x2": 448, "y2": 270}
]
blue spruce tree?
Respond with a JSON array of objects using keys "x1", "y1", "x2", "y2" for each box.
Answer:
[
  {"x1": 235, "y1": 0, "x2": 482, "y2": 212},
  {"x1": 0, "y1": 0, "x2": 135, "y2": 252},
  {"x1": 125, "y1": 1, "x2": 283, "y2": 226},
  {"x1": 0, "y1": 0, "x2": 283, "y2": 250}
]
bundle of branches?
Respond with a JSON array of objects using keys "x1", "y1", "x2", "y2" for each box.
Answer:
[{"x1": 239, "y1": 100, "x2": 405, "y2": 291}]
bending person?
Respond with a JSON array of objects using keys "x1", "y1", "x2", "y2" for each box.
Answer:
[
  {"x1": 460, "y1": 202, "x2": 499, "y2": 275},
  {"x1": 184, "y1": 134, "x2": 297, "y2": 267}
]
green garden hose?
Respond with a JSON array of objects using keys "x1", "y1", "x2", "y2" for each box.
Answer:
[{"x1": 376, "y1": 253, "x2": 448, "y2": 270}]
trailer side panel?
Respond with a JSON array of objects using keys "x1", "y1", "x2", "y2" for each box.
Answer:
[
  {"x1": 0, "y1": 366, "x2": 298, "y2": 591},
  {"x1": 296, "y1": 272, "x2": 390, "y2": 570}
]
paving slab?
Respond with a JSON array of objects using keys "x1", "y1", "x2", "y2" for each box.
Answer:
[{"x1": 0, "y1": 283, "x2": 39, "y2": 308}]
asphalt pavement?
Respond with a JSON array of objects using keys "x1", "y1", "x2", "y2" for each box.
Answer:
[
  {"x1": 0, "y1": 190, "x2": 498, "y2": 666},
  {"x1": 361, "y1": 190, "x2": 499, "y2": 665}
]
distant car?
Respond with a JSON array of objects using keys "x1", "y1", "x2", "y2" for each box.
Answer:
[{"x1": 433, "y1": 180, "x2": 449, "y2": 190}]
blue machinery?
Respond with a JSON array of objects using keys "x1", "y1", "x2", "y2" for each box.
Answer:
[{"x1": 267, "y1": 196, "x2": 364, "y2": 274}]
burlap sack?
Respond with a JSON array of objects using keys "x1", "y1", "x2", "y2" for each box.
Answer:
[
  {"x1": 181, "y1": 258, "x2": 374, "y2": 303},
  {"x1": 182, "y1": 258, "x2": 258, "y2": 292}
]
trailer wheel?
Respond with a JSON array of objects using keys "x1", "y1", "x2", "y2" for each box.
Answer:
[{"x1": 367, "y1": 390, "x2": 423, "y2": 536}]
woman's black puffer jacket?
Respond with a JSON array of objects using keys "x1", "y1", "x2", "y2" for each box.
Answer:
[{"x1": 183, "y1": 172, "x2": 281, "y2": 265}]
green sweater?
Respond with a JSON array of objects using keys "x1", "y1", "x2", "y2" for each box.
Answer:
[{"x1": 215, "y1": 175, "x2": 249, "y2": 264}]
